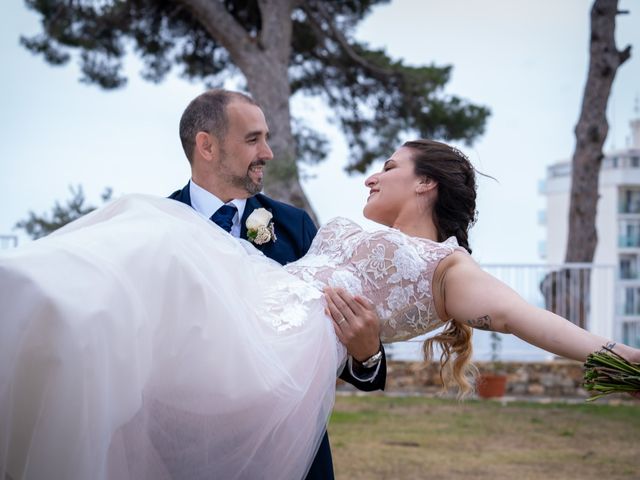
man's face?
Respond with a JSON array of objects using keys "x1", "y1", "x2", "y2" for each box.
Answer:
[{"x1": 214, "y1": 100, "x2": 273, "y2": 199}]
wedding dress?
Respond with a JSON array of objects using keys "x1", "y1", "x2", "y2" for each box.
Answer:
[{"x1": 0, "y1": 194, "x2": 459, "y2": 480}]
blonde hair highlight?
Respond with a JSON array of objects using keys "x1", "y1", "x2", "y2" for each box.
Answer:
[{"x1": 423, "y1": 321, "x2": 477, "y2": 397}]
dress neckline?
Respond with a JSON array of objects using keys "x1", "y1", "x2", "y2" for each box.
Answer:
[{"x1": 325, "y1": 216, "x2": 459, "y2": 249}]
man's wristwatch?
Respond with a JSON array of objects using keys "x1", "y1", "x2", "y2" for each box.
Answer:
[{"x1": 359, "y1": 349, "x2": 383, "y2": 369}]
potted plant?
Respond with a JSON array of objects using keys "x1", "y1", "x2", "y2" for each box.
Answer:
[{"x1": 476, "y1": 332, "x2": 508, "y2": 398}]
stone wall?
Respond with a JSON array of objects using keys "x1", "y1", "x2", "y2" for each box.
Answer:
[{"x1": 338, "y1": 360, "x2": 590, "y2": 398}]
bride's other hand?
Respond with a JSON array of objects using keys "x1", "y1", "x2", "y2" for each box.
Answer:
[
  {"x1": 628, "y1": 348, "x2": 640, "y2": 364},
  {"x1": 324, "y1": 287, "x2": 381, "y2": 362},
  {"x1": 627, "y1": 349, "x2": 640, "y2": 399}
]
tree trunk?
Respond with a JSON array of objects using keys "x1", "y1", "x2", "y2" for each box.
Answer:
[
  {"x1": 565, "y1": 0, "x2": 630, "y2": 263},
  {"x1": 244, "y1": 60, "x2": 318, "y2": 224},
  {"x1": 180, "y1": 0, "x2": 319, "y2": 224},
  {"x1": 243, "y1": 0, "x2": 318, "y2": 223},
  {"x1": 544, "y1": 0, "x2": 630, "y2": 329}
]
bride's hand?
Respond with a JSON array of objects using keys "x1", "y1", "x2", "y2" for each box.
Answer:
[
  {"x1": 632, "y1": 350, "x2": 640, "y2": 399},
  {"x1": 623, "y1": 347, "x2": 640, "y2": 399}
]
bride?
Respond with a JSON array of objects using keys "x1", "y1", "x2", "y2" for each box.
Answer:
[{"x1": 1, "y1": 139, "x2": 639, "y2": 480}]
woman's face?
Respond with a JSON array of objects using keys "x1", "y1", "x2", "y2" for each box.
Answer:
[{"x1": 363, "y1": 147, "x2": 424, "y2": 226}]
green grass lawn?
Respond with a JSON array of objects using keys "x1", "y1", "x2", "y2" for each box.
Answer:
[{"x1": 328, "y1": 395, "x2": 640, "y2": 480}]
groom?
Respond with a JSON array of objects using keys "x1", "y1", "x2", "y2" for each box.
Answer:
[{"x1": 169, "y1": 89, "x2": 386, "y2": 479}]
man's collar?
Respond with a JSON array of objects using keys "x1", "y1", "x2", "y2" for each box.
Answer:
[{"x1": 189, "y1": 179, "x2": 247, "y2": 221}]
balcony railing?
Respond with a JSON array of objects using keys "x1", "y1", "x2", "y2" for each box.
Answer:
[
  {"x1": 546, "y1": 154, "x2": 640, "y2": 183},
  {"x1": 619, "y1": 235, "x2": 640, "y2": 248},
  {"x1": 388, "y1": 263, "x2": 618, "y2": 361},
  {"x1": 547, "y1": 162, "x2": 572, "y2": 178},
  {"x1": 623, "y1": 305, "x2": 640, "y2": 316},
  {"x1": 620, "y1": 269, "x2": 640, "y2": 280},
  {"x1": 619, "y1": 205, "x2": 640, "y2": 214}
]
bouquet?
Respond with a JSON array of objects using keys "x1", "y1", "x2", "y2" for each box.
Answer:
[{"x1": 583, "y1": 346, "x2": 640, "y2": 401}]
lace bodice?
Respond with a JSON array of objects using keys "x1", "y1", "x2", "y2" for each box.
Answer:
[{"x1": 284, "y1": 217, "x2": 461, "y2": 342}]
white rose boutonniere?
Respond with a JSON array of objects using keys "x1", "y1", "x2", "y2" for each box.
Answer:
[{"x1": 246, "y1": 208, "x2": 277, "y2": 245}]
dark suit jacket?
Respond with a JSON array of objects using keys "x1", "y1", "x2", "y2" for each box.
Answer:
[{"x1": 169, "y1": 182, "x2": 387, "y2": 479}]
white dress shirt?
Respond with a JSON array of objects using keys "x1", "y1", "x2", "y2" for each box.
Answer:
[{"x1": 189, "y1": 179, "x2": 246, "y2": 238}]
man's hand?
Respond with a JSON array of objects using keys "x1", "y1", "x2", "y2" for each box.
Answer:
[{"x1": 324, "y1": 287, "x2": 381, "y2": 362}]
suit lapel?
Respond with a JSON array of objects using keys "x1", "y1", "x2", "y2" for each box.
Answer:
[{"x1": 169, "y1": 182, "x2": 192, "y2": 206}]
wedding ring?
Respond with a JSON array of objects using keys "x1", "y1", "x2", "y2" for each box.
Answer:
[{"x1": 337, "y1": 316, "x2": 346, "y2": 325}]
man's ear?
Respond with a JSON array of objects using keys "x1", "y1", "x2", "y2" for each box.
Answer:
[
  {"x1": 194, "y1": 132, "x2": 218, "y2": 162},
  {"x1": 416, "y1": 178, "x2": 437, "y2": 194}
]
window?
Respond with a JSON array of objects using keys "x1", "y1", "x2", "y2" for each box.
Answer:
[
  {"x1": 624, "y1": 287, "x2": 640, "y2": 315},
  {"x1": 619, "y1": 219, "x2": 640, "y2": 246},
  {"x1": 620, "y1": 256, "x2": 638, "y2": 279},
  {"x1": 621, "y1": 189, "x2": 640, "y2": 213},
  {"x1": 623, "y1": 321, "x2": 640, "y2": 347}
]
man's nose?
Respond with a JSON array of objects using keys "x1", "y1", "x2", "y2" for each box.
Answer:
[{"x1": 261, "y1": 140, "x2": 274, "y2": 160}]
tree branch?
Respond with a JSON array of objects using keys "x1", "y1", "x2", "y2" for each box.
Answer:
[
  {"x1": 175, "y1": 0, "x2": 256, "y2": 61},
  {"x1": 619, "y1": 44, "x2": 631, "y2": 64},
  {"x1": 301, "y1": 1, "x2": 393, "y2": 79}
]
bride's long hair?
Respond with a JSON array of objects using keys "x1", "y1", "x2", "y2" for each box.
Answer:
[{"x1": 403, "y1": 139, "x2": 480, "y2": 396}]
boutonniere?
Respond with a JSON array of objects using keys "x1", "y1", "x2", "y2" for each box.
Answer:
[{"x1": 246, "y1": 208, "x2": 277, "y2": 245}]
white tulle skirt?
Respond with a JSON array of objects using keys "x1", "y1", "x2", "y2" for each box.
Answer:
[{"x1": 0, "y1": 195, "x2": 343, "y2": 480}]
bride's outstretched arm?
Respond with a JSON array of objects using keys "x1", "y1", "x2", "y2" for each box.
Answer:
[{"x1": 438, "y1": 252, "x2": 640, "y2": 364}]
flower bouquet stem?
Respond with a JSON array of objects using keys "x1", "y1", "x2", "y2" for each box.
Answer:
[{"x1": 583, "y1": 346, "x2": 640, "y2": 401}]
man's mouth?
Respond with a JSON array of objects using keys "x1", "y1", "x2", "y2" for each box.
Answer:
[{"x1": 248, "y1": 162, "x2": 265, "y2": 182}]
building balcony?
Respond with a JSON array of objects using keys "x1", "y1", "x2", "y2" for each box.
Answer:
[
  {"x1": 618, "y1": 203, "x2": 640, "y2": 214},
  {"x1": 622, "y1": 305, "x2": 640, "y2": 316},
  {"x1": 619, "y1": 207, "x2": 640, "y2": 215},
  {"x1": 547, "y1": 162, "x2": 571, "y2": 178},
  {"x1": 619, "y1": 235, "x2": 640, "y2": 248},
  {"x1": 620, "y1": 271, "x2": 640, "y2": 280}
]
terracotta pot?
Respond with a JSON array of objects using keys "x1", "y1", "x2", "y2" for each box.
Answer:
[{"x1": 477, "y1": 374, "x2": 507, "y2": 398}]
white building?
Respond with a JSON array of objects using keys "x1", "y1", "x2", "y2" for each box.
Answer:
[{"x1": 540, "y1": 114, "x2": 640, "y2": 348}]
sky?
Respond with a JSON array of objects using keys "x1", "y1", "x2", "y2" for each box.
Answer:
[
  {"x1": 1, "y1": 0, "x2": 639, "y2": 264},
  {"x1": 1, "y1": 0, "x2": 638, "y2": 360}
]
